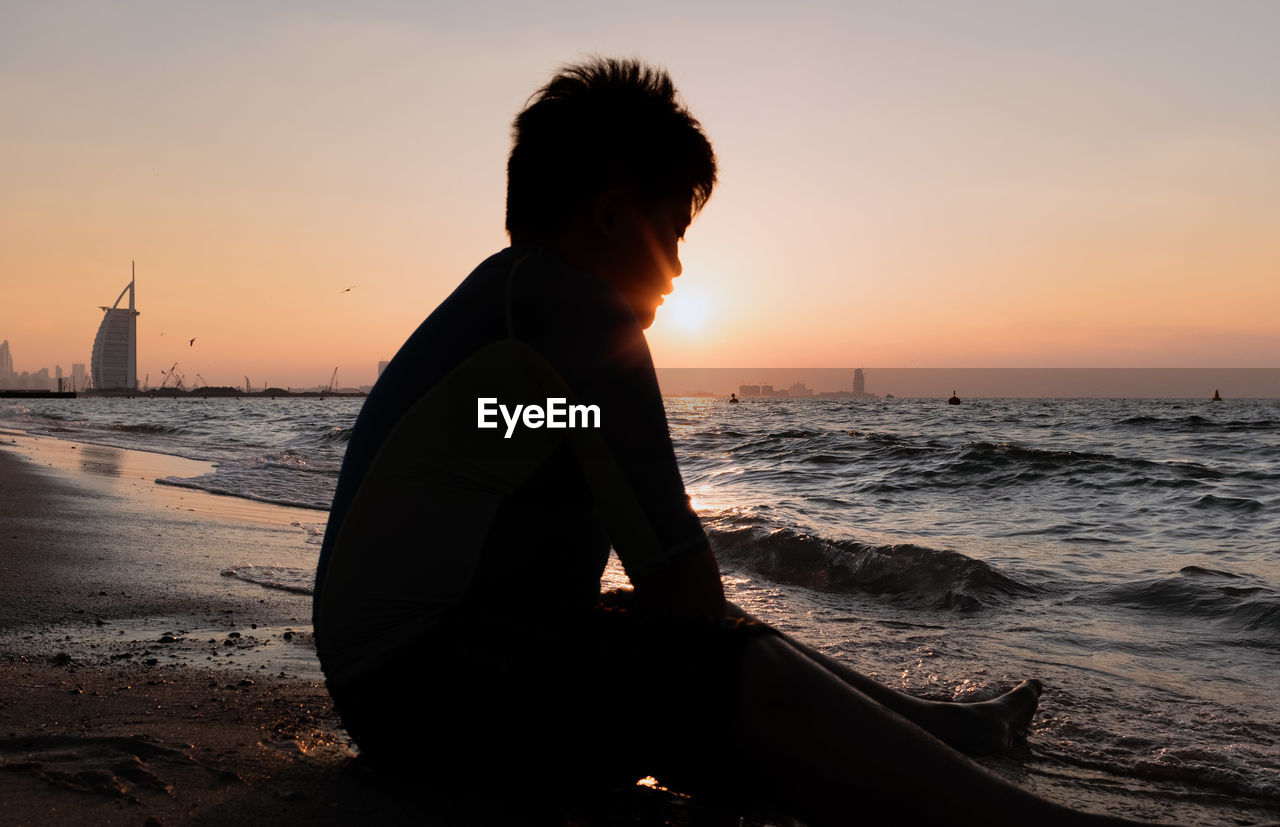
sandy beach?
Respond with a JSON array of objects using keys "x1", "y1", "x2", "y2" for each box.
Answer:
[{"x1": 0, "y1": 432, "x2": 778, "y2": 826}]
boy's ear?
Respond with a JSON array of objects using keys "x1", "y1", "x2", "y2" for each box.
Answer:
[{"x1": 590, "y1": 188, "x2": 628, "y2": 238}]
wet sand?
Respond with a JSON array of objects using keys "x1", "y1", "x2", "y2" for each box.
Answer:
[{"x1": 0, "y1": 433, "x2": 787, "y2": 826}]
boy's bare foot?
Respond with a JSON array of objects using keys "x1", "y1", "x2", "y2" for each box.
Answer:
[{"x1": 926, "y1": 679, "x2": 1043, "y2": 754}]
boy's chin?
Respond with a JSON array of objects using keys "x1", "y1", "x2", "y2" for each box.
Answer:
[
  {"x1": 640, "y1": 300, "x2": 663, "y2": 329},
  {"x1": 628, "y1": 296, "x2": 660, "y2": 329}
]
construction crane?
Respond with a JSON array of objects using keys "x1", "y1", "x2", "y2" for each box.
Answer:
[
  {"x1": 195, "y1": 374, "x2": 207, "y2": 389},
  {"x1": 325, "y1": 367, "x2": 338, "y2": 394},
  {"x1": 160, "y1": 362, "x2": 178, "y2": 388},
  {"x1": 244, "y1": 376, "x2": 252, "y2": 394}
]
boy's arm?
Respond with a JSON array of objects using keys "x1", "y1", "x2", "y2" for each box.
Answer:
[
  {"x1": 514, "y1": 254, "x2": 722, "y2": 610},
  {"x1": 627, "y1": 546, "x2": 726, "y2": 618}
]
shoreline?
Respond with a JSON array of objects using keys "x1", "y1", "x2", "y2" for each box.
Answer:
[
  {"x1": 0, "y1": 430, "x2": 323, "y2": 636},
  {"x1": 0, "y1": 434, "x2": 368, "y2": 824}
]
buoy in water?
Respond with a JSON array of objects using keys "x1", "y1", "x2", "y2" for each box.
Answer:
[{"x1": 947, "y1": 390, "x2": 961, "y2": 405}]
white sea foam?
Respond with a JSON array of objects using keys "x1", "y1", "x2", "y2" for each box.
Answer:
[{"x1": 221, "y1": 564, "x2": 315, "y2": 595}]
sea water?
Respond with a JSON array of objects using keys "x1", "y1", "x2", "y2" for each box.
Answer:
[{"x1": 2, "y1": 395, "x2": 1277, "y2": 823}]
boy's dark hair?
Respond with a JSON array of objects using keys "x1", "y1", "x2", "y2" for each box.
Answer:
[{"x1": 506, "y1": 58, "x2": 717, "y2": 235}]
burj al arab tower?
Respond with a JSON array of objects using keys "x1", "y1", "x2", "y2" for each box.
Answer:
[{"x1": 91, "y1": 262, "x2": 139, "y2": 390}]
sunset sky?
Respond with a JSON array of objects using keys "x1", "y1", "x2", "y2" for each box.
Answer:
[{"x1": 3, "y1": 1, "x2": 1278, "y2": 389}]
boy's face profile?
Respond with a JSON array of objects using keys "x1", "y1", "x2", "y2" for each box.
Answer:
[
  {"x1": 605, "y1": 193, "x2": 692, "y2": 329},
  {"x1": 505, "y1": 61, "x2": 713, "y2": 330}
]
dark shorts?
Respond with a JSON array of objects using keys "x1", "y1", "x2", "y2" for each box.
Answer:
[{"x1": 329, "y1": 591, "x2": 773, "y2": 796}]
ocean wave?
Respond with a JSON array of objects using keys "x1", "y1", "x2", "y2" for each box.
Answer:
[
  {"x1": 0, "y1": 402, "x2": 34, "y2": 420},
  {"x1": 1127, "y1": 748, "x2": 1280, "y2": 803},
  {"x1": 704, "y1": 428, "x2": 749, "y2": 439},
  {"x1": 853, "y1": 438, "x2": 1239, "y2": 497},
  {"x1": 857, "y1": 431, "x2": 936, "y2": 459},
  {"x1": 220, "y1": 564, "x2": 315, "y2": 595},
  {"x1": 754, "y1": 428, "x2": 821, "y2": 441},
  {"x1": 798, "y1": 453, "x2": 849, "y2": 466},
  {"x1": 732, "y1": 428, "x2": 826, "y2": 454},
  {"x1": 156, "y1": 474, "x2": 331, "y2": 511},
  {"x1": 857, "y1": 436, "x2": 1117, "y2": 475},
  {"x1": 705, "y1": 518, "x2": 1036, "y2": 610},
  {"x1": 848, "y1": 439, "x2": 1132, "y2": 492},
  {"x1": 285, "y1": 426, "x2": 353, "y2": 449},
  {"x1": 1118, "y1": 414, "x2": 1277, "y2": 433},
  {"x1": 1036, "y1": 735, "x2": 1280, "y2": 809},
  {"x1": 103, "y1": 422, "x2": 188, "y2": 435},
  {"x1": 252, "y1": 451, "x2": 336, "y2": 474},
  {"x1": 950, "y1": 441, "x2": 1112, "y2": 473},
  {"x1": 1100, "y1": 567, "x2": 1280, "y2": 633},
  {"x1": 1193, "y1": 493, "x2": 1265, "y2": 512}
]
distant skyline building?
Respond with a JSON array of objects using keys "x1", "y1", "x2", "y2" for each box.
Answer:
[
  {"x1": 0, "y1": 340, "x2": 12, "y2": 387},
  {"x1": 72, "y1": 363, "x2": 86, "y2": 392},
  {"x1": 91, "y1": 263, "x2": 139, "y2": 390},
  {"x1": 377, "y1": 360, "x2": 389, "y2": 379},
  {"x1": 737, "y1": 383, "x2": 803, "y2": 398},
  {"x1": 853, "y1": 368, "x2": 865, "y2": 395},
  {"x1": 789, "y1": 381, "x2": 813, "y2": 397}
]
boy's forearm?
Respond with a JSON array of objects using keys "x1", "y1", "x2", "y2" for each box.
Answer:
[{"x1": 628, "y1": 546, "x2": 726, "y2": 618}]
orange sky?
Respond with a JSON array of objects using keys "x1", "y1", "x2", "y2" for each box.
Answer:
[{"x1": 3, "y1": 2, "x2": 1278, "y2": 388}]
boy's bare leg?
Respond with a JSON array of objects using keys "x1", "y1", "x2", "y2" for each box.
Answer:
[
  {"x1": 735, "y1": 633, "x2": 1159, "y2": 827},
  {"x1": 727, "y1": 603, "x2": 1040, "y2": 753}
]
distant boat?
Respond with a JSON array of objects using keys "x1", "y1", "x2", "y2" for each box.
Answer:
[
  {"x1": 947, "y1": 390, "x2": 961, "y2": 405},
  {"x1": 1212, "y1": 389, "x2": 1223, "y2": 402},
  {"x1": 884, "y1": 393, "x2": 895, "y2": 399}
]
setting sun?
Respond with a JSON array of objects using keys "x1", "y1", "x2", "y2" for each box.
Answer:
[{"x1": 660, "y1": 286, "x2": 713, "y2": 334}]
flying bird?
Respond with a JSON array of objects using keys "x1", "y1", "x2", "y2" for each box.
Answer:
[
  {"x1": 189, "y1": 337, "x2": 197, "y2": 347},
  {"x1": 340, "y1": 284, "x2": 356, "y2": 293}
]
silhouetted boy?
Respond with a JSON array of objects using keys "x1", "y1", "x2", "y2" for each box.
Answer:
[{"x1": 315, "y1": 59, "x2": 1146, "y2": 827}]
